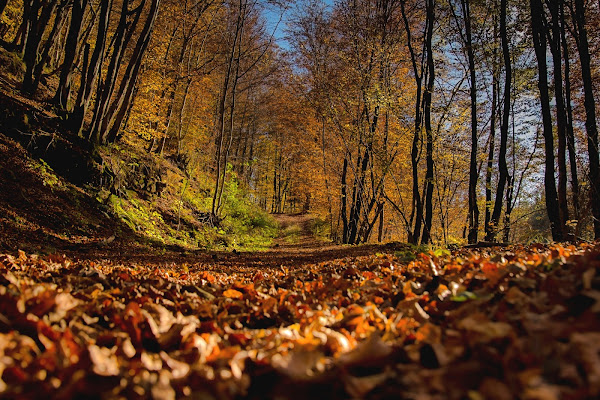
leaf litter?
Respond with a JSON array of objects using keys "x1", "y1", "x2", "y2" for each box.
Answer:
[{"x1": 0, "y1": 243, "x2": 599, "y2": 399}]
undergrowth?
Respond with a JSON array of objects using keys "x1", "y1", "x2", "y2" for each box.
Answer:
[{"x1": 99, "y1": 145, "x2": 277, "y2": 251}]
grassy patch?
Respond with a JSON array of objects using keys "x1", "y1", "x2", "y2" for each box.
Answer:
[
  {"x1": 29, "y1": 158, "x2": 61, "y2": 188},
  {"x1": 99, "y1": 147, "x2": 278, "y2": 251},
  {"x1": 281, "y1": 224, "x2": 302, "y2": 244}
]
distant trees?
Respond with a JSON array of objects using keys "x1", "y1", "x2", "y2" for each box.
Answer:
[{"x1": 291, "y1": 0, "x2": 407, "y2": 244}]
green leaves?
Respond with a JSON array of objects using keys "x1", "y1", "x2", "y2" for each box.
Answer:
[{"x1": 450, "y1": 291, "x2": 477, "y2": 302}]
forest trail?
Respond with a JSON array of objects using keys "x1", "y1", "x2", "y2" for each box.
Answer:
[
  {"x1": 188, "y1": 214, "x2": 409, "y2": 268},
  {"x1": 75, "y1": 213, "x2": 410, "y2": 268},
  {"x1": 271, "y1": 213, "x2": 327, "y2": 250}
]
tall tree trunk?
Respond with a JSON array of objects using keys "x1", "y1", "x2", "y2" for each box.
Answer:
[
  {"x1": 341, "y1": 156, "x2": 349, "y2": 243},
  {"x1": 462, "y1": 0, "x2": 479, "y2": 244},
  {"x1": 14, "y1": 0, "x2": 33, "y2": 54},
  {"x1": 503, "y1": 175, "x2": 513, "y2": 242},
  {"x1": 561, "y1": 2, "x2": 580, "y2": 228},
  {"x1": 105, "y1": 0, "x2": 161, "y2": 144},
  {"x1": 212, "y1": 0, "x2": 245, "y2": 217},
  {"x1": 485, "y1": 13, "x2": 498, "y2": 241},
  {"x1": 31, "y1": 1, "x2": 68, "y2": 94},
  {"x1": 489, "y1": 0, "x2": 511, "y2": 241},
  {"x1": 548, "y1": 0, "x2": 570, "y2": 236},
  {"x1": 349, "y1": 144, "x2": 371, "y2": 244},
  {"x1": 88, "y1": 0, "x2": 145, "y2": 144},
  {"x1": 573, "y1": 0, "x2": 600, "y2": 239},
  {"x1": 21, "y1": 0, "x2": 57, "y2": 95},
  {"x1": 176, "y1": 78, "x2": 193, "y2": 156},
  {"x1": 71, "y1": 0, "x2": 112, "y2": 136},
  {"x1": 55, "y1": 0, "x2": 89, "y2": 111},
  {"x1": 421, "y1": 0, "x2": 435, "y2": 244},
  {"x1": 530, "y1": 0, "x2": 563, "y2": 241},
  {"x1": 401, "y1": 0, "x2": 424, "y2": 244}
]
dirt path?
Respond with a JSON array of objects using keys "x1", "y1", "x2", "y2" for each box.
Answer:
[
  {"x1": 58, "y1": 214, "x2": 409, "y2": 268},
  {"x1": 270, "y1": 213, "x2": 326, "y2": 250},
  {"x1": 81, "y1": 214, "x2": 409, "y2": 268}
]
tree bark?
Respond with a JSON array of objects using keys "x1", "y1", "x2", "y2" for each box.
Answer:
[
  {"x1": 484, "y1": 12, "x2": 498, "y2": 242},
  {"x1": 212, "y1": 0, "x2": 245, "y2": 217},
  {"x1": 89, "y1": 0, "x2": 145, "y2": 144},
  {"x1": 547, "y1": 0, "x2": 570, "y2": 236},
  {"x1": 31, "y1": 1, "x2": 68, "y2": 94},
  {"x1": 21, "y1": 0, "x2": 57, "y2": 95},
  {"x1": 104, "y1": 0, "x2": 162, "y2": 144},
  {"x1": 530, "y1": 0, "x2": 563, "y2": 241},
  {"x1": 573, "y1": 0, "x2": 600, "y2": 239},
  {"x1": 71, "y1": 0, "x2": 112, "y2": 137},
  {"x1": 489, "y1": 0, "x2": 511, "y2": 241},
  {"x1": 421, "y1": 0, "x2": 435, "y2": 244},
  {"x1": 462, "y1": 0, "x2": 480, "y2": 244},
  {"x1": 55, "y1": 0, "x2": 89, "y2": 111},
  {"x1": 400, "y1": 0, "x2": 424, "y2": 244},
  {"x1": 561, "y1": 2, "x2": 579, "y2": 228},
  {"x1": 341, "y1": 156, "x2": 349, "y2": 244}
]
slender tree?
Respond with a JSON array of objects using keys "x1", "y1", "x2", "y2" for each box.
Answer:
[
  {"x1": 530, "y1": 0, "x2": 563, "y2": 241},
  {"x1": 400, "y1": 0, "x2": 425, "y2": 244},
  {"x1": 71, "y1": 0, "x2": 112, "y2": 136},
  {"x1": 21, "y1": 0, "x2": 58, "y2": 94},
  {"x1": 572, "y1": 0, "x2": 600, "y2": 239},
  {"x1": 54, "y1": 0, "x2": 90, "y2": 111},
  {"x1": 421, "y1": 0, "x2": 435, "y2": 244},
  {"x1": 547, "y1": 0, "x2": 570, "y2": 236},
  {"x1": 488, "y1": 0, "x2": 511, "y2": 241}
]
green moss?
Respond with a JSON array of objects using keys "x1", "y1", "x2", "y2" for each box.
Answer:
[
  {"x1": 30, "y1": 158, "x2": 61, "y2": 188},
  {"x1": 98, "y1": 147, "x2": 278, "y2": 252}
]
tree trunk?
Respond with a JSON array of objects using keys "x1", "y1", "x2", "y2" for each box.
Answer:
[
  {"x1": 14, "y1": 0, "x2": 33, "y2": 54},
  {"x1": 462, "y1": 0, "x2": 479, "y2": 244},
  {"x1": 485, "y1": 13, "x2": 498, "y2": 242},
  {"x1": 348, "y1": 144, "x2": 371, "y2": 244},
  {"x1": 489, "y1": 0, "x2": 511, "y2": 241},
  {"x1": 21, "y1": 0, "x2": 57, "y2": 95},
  {"x1": 71, "y1": 0, "x2": 112, "y2": 136},
  {"x1": 89, "y1": 0, "x2": 145, "y2": 144},
  {"x1": 176, "y1": 78, "x2": 193, "y2": 156},
  {"x1": 530, "y1": 0, "x2": 563, "y2": 241},
  {"x1": 401, "y1": 0, "x2": 423, "y2": 244},
  {"x1": 421, "y1": 0, "x2": 435, "y2": 244},
  {"x1": 106, "y1": 0, "x2": 161, "y2": 144},
  {"x1": 212, "y1": 0, "x2": 245, "y2": 217},
  {"x1": 55, "y1": 0, "x2": 89, "y2": 111},
  {"x1": 561, "y1": 2, "x2": 579, "y2": 228},
  {"x1": 31, "y1": 1, "x2": 68, "y2": 94},
  {"x1": 341, "y1": 156, "x2": 349, "y2": 243},
  {"x1": 547, "y1": 0, "x2": 570, "y2": 236},
  {"x1": 573, "y1": 0, "x2": 600, "y2": 239}
]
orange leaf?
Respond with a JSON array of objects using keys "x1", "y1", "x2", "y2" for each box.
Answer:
[{"x1": 223, "y1": 289, "x2": 243, "y2": 299}]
